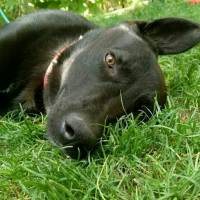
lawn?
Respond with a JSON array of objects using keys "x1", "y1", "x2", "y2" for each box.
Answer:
[{"x1": 1, "y1": 1, "x2": 200, "y2": 199}]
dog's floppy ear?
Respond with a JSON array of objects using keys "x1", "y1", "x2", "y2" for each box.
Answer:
[{"x1": 135, "y1": 18, "x2": 200, "y2": 55}]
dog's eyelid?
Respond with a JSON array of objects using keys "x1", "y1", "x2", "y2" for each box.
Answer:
[{"x1": 109, "y1": 48, "x2": 130, "y2": 63}]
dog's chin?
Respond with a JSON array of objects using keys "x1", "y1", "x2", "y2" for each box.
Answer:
[
  {"x1": 61, "y1": 144, "x2": 94, "y2": 159},
  {"x1": 46, "y1": 134, "x2": 95, "y2": 159}
]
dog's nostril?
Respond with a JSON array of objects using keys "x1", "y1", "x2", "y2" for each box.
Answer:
[{"x1": 64, "y1": 122, "x2": 75, "y2": 139}]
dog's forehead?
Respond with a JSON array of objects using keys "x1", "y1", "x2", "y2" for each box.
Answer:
[
  {"x1": 117, "y1": 24, "x2": 142, "y2": 40},
  {"x1": 96, "y1": 23, "x2": 142, "y2": 43},
  {"x1": 93, "y1": 24, "x2": 144, "y2": 49}
]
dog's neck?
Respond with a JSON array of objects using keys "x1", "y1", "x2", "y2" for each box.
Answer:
[
  {"x1": 43, "y1": 46, "x2": 67, "y2": 89},
  {"x1": 43, "y1": 35, "x2": 83, "y2": 89}
]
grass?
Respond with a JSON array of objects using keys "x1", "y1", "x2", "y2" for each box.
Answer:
[{"x1": 1, "y1": 0, "x2": 200, "y2": 199}]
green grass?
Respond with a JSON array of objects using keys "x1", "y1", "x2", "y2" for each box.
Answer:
[{"x1": 1, "y1": 1, "x2": 200, "y2": 199}]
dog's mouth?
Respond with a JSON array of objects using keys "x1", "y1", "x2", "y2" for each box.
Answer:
[
  {"x1": 60, "y1": 143, "x2": 97, "y2": 159},
  {"x1": 46, "y1": 132, "x2": 98, "y2": 159}
]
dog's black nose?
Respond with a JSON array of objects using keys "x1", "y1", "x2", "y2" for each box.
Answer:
[
  {"x1": 59, "y1": 113, "x2": 97, "y2": 152},
  {"x1": 63, "y1": 121, "x2": 76, "y2": 141}
]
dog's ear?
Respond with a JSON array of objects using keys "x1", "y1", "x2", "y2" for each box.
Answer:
[{"x1": 134, "y1": 18, "x2": 200, "y2": 55}]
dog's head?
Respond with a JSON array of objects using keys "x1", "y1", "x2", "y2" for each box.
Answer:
[{"x1": 44, "y1": 17, "x2": 200, "y2": 157}]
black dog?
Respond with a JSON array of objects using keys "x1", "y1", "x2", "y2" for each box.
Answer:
[{"x1": 0, "y1": 10, "x2": 200, "y2": 156}]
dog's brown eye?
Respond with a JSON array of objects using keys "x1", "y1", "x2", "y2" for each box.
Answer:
[{"x1": 105, "y1": 53, "x2": 116, "y2": 67}]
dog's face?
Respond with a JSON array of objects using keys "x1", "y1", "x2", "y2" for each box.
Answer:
[{"x1": 44, "y1": 18, "x2": 200, "y2": 157}]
